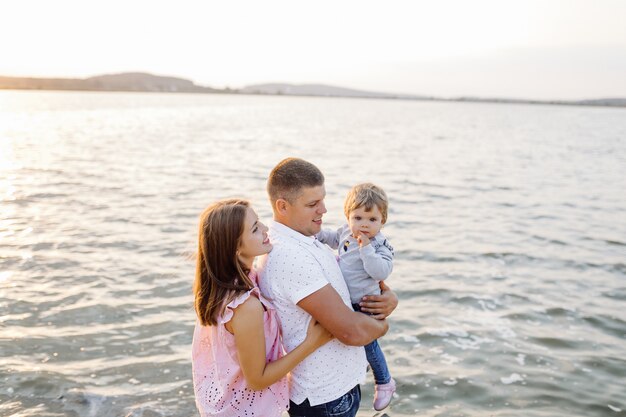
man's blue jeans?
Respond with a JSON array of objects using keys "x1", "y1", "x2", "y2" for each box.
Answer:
[
  {"x1": 352, "y1": 303, "x2": 392, "y2": 385},
  {"x1": 288, "y1": 385, "x2": 361, "y2": 417}
]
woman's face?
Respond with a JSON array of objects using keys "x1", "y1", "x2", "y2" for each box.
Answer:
[{"x1": 237, "y1": 207, "x2": 272, "y2": 267}]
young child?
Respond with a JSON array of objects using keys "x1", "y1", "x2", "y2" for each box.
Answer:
[{"x1": 316, "y1": 182, "x2": 396, "y2": 411}]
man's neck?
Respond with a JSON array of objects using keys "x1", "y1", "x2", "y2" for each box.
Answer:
[{"x1": 271, "y1": 218, "x2": 312, "y2": 237}]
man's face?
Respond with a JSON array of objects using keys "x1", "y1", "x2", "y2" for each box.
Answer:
[{"x1": 284, "y1": 185, "x2": 327, "y2": 236}]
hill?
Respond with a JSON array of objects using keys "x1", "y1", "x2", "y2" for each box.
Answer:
[
  {"x1": 240, "y1": 83, "x2": 430, "y2": 100},
  {"x1": 0, "y1": 72, "x2": 224, "y2": 93},
  {"x1": 1, "y1": 73, "x2": 624, "y2": 108}
]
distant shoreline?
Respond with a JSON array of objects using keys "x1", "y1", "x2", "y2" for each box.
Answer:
[{"x1": 1, "y1": 72, "x2": 624, "y2": 109}]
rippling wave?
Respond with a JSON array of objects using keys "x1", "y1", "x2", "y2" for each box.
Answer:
[{"x1": 1, "y1": 91, "x2": 625, "y2": 416}]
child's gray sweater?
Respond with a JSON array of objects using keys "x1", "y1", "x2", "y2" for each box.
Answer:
[{"x1": 317, "y1": 224, "x2": 394, "y2": 304}]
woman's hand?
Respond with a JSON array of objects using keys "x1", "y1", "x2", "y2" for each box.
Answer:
[
  {"x1": 304, "y1": 318, "x2": 334, "y2": 349},
  {"x1": 359, "y1": 281, "x2": 398, "y2": 319}
]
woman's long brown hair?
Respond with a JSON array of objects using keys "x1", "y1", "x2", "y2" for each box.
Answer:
[{"x1": 193, "y1": 199, "x2": 255, "y2": 326}]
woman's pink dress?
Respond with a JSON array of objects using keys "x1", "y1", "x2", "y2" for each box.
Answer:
[{"x1": 192, "y1": 272, "x2": 289, "y2": 417}]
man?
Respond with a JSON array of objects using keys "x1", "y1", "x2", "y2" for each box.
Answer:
[{"x1": 258, "y1": 158, "x2": 398, "y2": 416}]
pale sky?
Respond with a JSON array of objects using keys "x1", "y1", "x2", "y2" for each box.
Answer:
[{"x1": 2, "y1": 0, "x2": 625, "y2": 100}]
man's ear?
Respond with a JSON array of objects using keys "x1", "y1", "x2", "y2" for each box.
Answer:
[{"x1": 275, "y1": 198, "x2": 289, "y2": 216}]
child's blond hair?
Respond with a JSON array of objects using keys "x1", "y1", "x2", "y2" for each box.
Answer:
[{"x1": 343, "y1": 183, "x2": 388, "y2": 224}]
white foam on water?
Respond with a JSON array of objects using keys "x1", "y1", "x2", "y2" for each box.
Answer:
[
  {"x1": 440, "y1": 353, "x2": 460, "y2": 365},
  {"x1": 0, "y1": 271, "x2": 11, "y2": 283},
  {"x1": 478, "y1": 299, "x2": 497, "y2": 311},
  {"x1": 429, "y1": 346, "x2": 443, "y2": 354},
  {"x1": 496, "y1": 324, "x2": 517, "y2": 339},
  {"x1": 449, "y1": 329, "x2": 469, "y2": 338},
  {"x1": 500, "y1": 373, "x2": 524, "y2": 384},
  {"x1": 516, "y1": 353, "x2": 526, "y2": 366},
  {"x1": 440, "y1": 317, "x2": 461, "y2": 325},
  {"x1": 608, "y1": 404, "x2": 622, "y2": 412},
  {"x1": 399, "y1": 334, "x2": 419, "y2": 343},
  {"x1": 428, "y1": 329, "x2": 451, "y2": 337},
  {"x1": 445, "y1": 335, "x2": 492, "y2": 350},
  {"x1": 443, "y1": 378, "x2": 458, "y2": 385},
  {"x1": 428, "y1": 327, "x2": 468, "y2": 338}
]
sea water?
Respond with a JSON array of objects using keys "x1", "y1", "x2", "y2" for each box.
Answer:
[{"x1": 1, "y1": 91, "x2": 625, "y2": 416}]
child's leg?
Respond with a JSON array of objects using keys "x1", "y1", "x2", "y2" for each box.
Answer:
[
  {"x1": 352, "y1": 302, "x2": 395, "y2": 410},
  {"x1": 352, "y1": 303, "x2": 392, "y2": 384},
  {"x1": 364, "y1": 339, "x2": 391, "y2": 385}
]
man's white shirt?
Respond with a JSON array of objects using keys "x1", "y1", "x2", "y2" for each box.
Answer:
[{"x1": 257, "y1": 220, "x2": 367, "y2": 406}]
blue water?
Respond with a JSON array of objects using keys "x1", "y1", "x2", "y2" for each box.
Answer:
[{"x1": 0, "y1": 90, "x2": 625, "y2": 416}]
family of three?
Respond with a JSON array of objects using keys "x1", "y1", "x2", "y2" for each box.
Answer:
[{"x1": 191, "y1": 158, "x2": 399, "y2": 417}]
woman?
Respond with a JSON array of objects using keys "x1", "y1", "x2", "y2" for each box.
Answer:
[{"x1": 192, "y1": 199, "x2": 332, "y2": 417}]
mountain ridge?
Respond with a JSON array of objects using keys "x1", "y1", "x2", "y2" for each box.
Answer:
[
  {"x1": 0, "y1": 72, "x2": 224, "y2": 93},
  {"x1": 1, "y1": 73, "x2": 624, "y2": 108}
]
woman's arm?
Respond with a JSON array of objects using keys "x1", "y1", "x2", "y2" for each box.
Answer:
[{"x1": 227, "y1": 296, "x2": 332, "y2": 391}]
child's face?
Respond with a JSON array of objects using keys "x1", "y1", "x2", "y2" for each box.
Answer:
[{"x1": 347, "y1": 205, "x2": 384, "y2": 239}]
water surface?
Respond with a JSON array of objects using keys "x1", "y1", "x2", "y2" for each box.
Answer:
[{"x1": 1, "y1": 91, "x2": 625, "y2": 416}]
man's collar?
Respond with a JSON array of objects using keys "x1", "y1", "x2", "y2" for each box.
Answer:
[{"x1": 268, "y1": 219, "x2": 316, "y2": 246}]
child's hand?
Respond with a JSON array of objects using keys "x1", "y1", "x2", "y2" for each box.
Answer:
[
  {"x1": 305, "y1": 319, "x2": 333, "y2": 349},
  {"x1": 357, "y1": 233, "x2": 371, "y2": 247}
]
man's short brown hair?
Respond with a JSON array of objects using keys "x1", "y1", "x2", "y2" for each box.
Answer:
[
  {"x1": 344, "y1": 183, "x2": 389, "y2": 224},
  {"x1": 267, "y1": 158, "x2": 325, "y2": 204}
]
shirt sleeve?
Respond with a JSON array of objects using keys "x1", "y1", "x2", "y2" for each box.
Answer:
[
  {"x1": 316, "y1": 226, "x2": 342, "y2": 250},
  {"x1": 359, "y1": 238, "x2": 394, "y2": 280},
  {"x1": 266, "y1": 247, "x2": 330, "y2": 305}
]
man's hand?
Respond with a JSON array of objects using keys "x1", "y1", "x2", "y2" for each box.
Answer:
[{"x1": 359, "y1": 281, "x2": 398, "y2": 319}]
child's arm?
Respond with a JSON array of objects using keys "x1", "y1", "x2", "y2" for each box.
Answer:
[
  {"x1": 315, "y1": 226, "x2": 343, "y2": 249},
  {"x1": 227, "y1": 296, "x2": 333, "y2": 391},
  {"x1": 358, "y1": 236, "x2": 394, "y2": 280}
]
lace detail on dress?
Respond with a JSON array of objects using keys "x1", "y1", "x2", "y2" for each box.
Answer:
[{"x1": 192, "y1": 278, "x2": 288, "y2": 417}]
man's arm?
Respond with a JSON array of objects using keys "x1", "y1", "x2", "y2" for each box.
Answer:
[
  {"x1": 297, "y1": 284, "x2": 388, "y2": 346},
  {"x1": 358, "y1": 281, "x2": 398, "y2": 319}
]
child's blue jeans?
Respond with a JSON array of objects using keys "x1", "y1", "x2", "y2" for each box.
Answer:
[{"x1": 352, "y1": 303, "x2": 392, "y2": 385}]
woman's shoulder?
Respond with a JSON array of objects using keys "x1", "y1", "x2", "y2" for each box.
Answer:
[
  {"x1": 220, "y1": 287, "x2": 262, "y2": 324},
  {"x1": 231, "y1": 292, "x2": 263, "y2": 315}
]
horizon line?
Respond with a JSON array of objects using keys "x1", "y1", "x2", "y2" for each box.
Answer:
[{"x1": 1, "y1": 72, "x2": 625, "y2": 108}]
